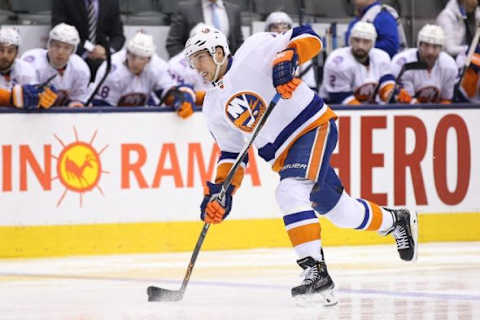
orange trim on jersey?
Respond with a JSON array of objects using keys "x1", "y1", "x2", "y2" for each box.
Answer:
[
  {"x1": 379, "y1": 83, "x2": 395, "y2": 102},
  {"x1": 306, "y1": 122, "x2": 329, "y2": 180},
  {"x1": 461, "y1": 69, "x2": 478, "y2": 98},
  {"x1": 272, "y1": 107, "x2": 337, "y2": 172},
  {"x1": 0, "y1": 88, "x2": 12, "y2": 106},
  {"x1": 215, "y1": 162, "x2": 245, "y2": 189},
  {"x1": 287, "y1": 36, "x2": 322, "y2": 65},
  {"x1": 287, "y1": 223, "x2": 321, "y2": 247},
  {"x1": 195, "y1": 90, "x2": 205, "y2": 106},
  {"x1": 366, "y1": 202, "x2": 383, "y2": 231},
  {"x1": 440, "y1": 99, "x2": 451, "y2": 104}
]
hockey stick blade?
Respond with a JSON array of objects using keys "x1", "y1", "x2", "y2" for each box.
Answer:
[
  {"x1": 147, "y1": 286, "x2": 184, "y2": 302},
  {"x1": 388, "y1": 61, "x2": 428, "y2": 103}
]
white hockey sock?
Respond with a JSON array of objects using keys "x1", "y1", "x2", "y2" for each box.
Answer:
[
  {"x1": 323, "y1": 191, "x2": 365, "y2": 228},
  {"x1": 323, "y1": 191, "x2": 394, "y2": 231}
]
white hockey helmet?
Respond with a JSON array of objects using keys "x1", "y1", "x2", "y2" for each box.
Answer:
[
  {"x1": 0, "y1": 27, "x2": 21, "y2": 47},
  {"x1": 185, "y1": 26, "x2": 230, "y2": 59},
  {"x1": 265, "y1": 11, "x2": 293, "y2": 32},
  {"x1": 350, "y1": 21, "x2": 377, "y2": 43},
  {"x1": 185, "y1": 26, "x2": 230, "y2": 82},
  {"x1": 417, "y1": 24, "x2": 445, "y2": 47},
  {"x1": 127, "y1": 32, "x2": 156, "y2": 58},
  {"x1": 189, "y1": 22, "x2": 209, "y2": 38},
  {"x1": 49, "y1": 23, "x2": 80, "y2": 52}
]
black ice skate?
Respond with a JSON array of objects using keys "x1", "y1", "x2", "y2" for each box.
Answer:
[
  {"x1": 381, "y1": 208, "x2": 418, "y2": 262},
  {"x1": 291, "y1": 256, "x2": 337, "y2": 306}
]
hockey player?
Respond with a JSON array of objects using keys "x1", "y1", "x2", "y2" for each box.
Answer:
[
  {"x1": 185, "y1": 26, "x2": 418, "y2": 304},
  {"x1": 322, "y1": 22, "x2": 395, "y2": 105},
  {"x1": 22, "y1": 23, "x2": 90, "y2": 107},
  {"x1": 391, "y1": 24, "x2": 457, "y2": 104},
  {"x1": 265, "y1": 11, "x2": 293, "y2": 33},
  {"x1": 0, "y1": 27, "x2": 37, "y2": 89},
  {"x1": 93, "y1": 32, "x2": 196, "y2": 118},
  {"x1": 0, "y1": 27, "x2": 56, "y2": 110}
]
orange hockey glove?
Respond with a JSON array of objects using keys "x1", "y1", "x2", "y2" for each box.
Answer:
[
  {"x1": 396, "y1": 88, "x2": 412, "y2": 104},
  {"x1": 38, "y1": 86, "x2": 58, "y2": 109}
]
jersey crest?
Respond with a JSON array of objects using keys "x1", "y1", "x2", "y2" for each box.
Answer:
[
  {"x1": 118, "y1": 93, "x2": 147, "y2": 106},
  {"x1": 225, "y1": 91, "x2": 266, "y2": 132},
  {"x1": 354, "y1": 82, "x2": 378, "y2": 103},
  {"x1": 415, "y1": 86, "x2": 440, "y2": 103}
]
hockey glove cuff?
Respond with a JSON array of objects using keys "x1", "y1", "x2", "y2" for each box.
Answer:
[
  {"x1": 200, "y1": 182, "x2": 234, "y2": 224},
  {"x1": 12, "y1": 84, "x2": 39, "y2": 110}
]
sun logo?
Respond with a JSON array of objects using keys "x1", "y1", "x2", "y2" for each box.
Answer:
[
  {"x1": 52, "y1": 127, "x2": 109, "y2": 207},
  {"x1": 225, "y1": 91, "x2": 266, "y2": 133}
]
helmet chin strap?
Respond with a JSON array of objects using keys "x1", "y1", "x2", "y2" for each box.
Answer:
[{"x1": 212, "y1": 53, "x2": 227, "y2": 82}]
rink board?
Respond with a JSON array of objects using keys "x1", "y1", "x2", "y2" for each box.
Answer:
[{"x1": 0, "y1": 106, "x2": 479, "y2": 257}]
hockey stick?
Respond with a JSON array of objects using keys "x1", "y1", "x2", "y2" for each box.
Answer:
[
  {"x1": 387, "y1": 61, "x2": 428, "y2": 103},
  {"x1": 84, "y1": 39, "x2": 112, "y2": 106},
  {"x1": 35, "y1": 73, "x2": 57, "y2": 90},
  {"x1": 458, "y1": 24, "x2": 480, "y2": 87},
  {"x1": 147, "y1": 93, "x2": 282, "y2": 302}
]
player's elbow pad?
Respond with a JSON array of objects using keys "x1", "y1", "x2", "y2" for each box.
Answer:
[{"x1": 287, "y1": 26, "x2": 323, "y2": 65}]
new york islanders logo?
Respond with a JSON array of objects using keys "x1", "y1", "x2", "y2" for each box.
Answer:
[{"x1": 225, "y1": 91, "x2": 266, "y2": 132}]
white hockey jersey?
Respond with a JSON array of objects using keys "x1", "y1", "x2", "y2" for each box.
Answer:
[
  {"x1": 322, "y1": 47, "x2": 394, "y2": 104},
  {"x1": 93, "y1": 49, "x2": 177, "y2": 106},
  {"x1": 392, "y1": 48, "x2": 457, "y2": 103},
  {"x1": 21, "y1": 48, "x2": 91, "y2": 105},
  {"x1": 203, "y1": 29, "x2": 336, "y2": 173},
  {"x1": 0, "y1": 59, "x2": 38, "y2": 90},
  {"x1": 168, "y1": 49, "x2": 211, "y2": 91}
]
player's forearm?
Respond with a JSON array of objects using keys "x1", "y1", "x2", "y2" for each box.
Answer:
[{"x1": 215, "y1": 151, "x2": 249, "y2": 190}]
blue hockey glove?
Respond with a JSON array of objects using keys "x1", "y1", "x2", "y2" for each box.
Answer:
[
  {"x1": 12, "y1": 84, "x2": 58, "y2": 110},
  {"x1": 272, "y1": 47, "x2": 301, "y2": 99},
  {"x1": 172, "y1": 85, "x2": 195, "y2": 118},
  {"x1": 200, "y1": 182, "x2": 234, "y2": 224}
]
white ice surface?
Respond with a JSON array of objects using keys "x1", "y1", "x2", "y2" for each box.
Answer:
[{"x1": 1, "y1": 242, "x2": 479, "y2": 319}]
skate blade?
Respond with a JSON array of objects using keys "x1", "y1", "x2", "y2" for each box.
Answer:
[
  {"x1": 409, "y1": 207, "x2": 419, "y2": 262},
  {"x1": 293, "y1": 288, "x2": 338, "y2": 307}
]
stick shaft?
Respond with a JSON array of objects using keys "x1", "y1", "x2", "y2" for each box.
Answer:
[
  {"x1": 85, "y1": 40, "x2": 111, "y2": 106},
  {"x1": 459, "y1": 25, "x2": 480, "y2": 86},
  {"x1": 176, "y1": 93, "x2": 281, "y2": 295},
  {"x1": 179, "y1": 223, "x2": 210, "y2": 293}
]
